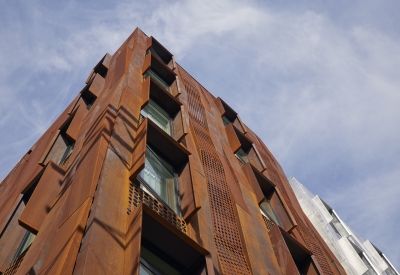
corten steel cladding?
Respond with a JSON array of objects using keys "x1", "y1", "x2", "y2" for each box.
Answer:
[{"x1": 0, "y1": 27, "x2": 346, "y2": 275}]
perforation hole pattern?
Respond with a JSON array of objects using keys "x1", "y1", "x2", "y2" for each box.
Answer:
[
  {"x1": 250, "y1": 136, "x2": 337, "y2": 275},
  {"x1": 128, "y1": 183, "x2": 187, "y2": 234},
  {"x1": 179, "y1": 68, "x2": 251, "y2": 275},
  {"x1": 3, "y1": 245, "x2": 31, "y2": 275},
  {"x1": 262, "y1": 215, "x2": 277, "y2": 232}
]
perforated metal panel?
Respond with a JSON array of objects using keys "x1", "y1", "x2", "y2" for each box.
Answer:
[
  {"x1": 262, "y1": 215, "x2": 277, "y2": 232},
  {"x1": 252, "y1": 138, "x2": 337, "y2": 275},
  {"x1": 3, "y1": 245, "x2": 30, "y2": 275},
  {"x1": 180, "y1": 69, "x2": 251, "y2": 275}
]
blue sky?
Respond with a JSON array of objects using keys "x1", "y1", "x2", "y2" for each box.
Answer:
[{"x1": 1, "y1": 0, "x2": 399, "y2": 269}]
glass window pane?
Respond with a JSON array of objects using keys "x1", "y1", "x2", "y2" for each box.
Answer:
[
  {"x1": 144, "y1": 70, "x2": 170, "y2": 92},
  {"x1": 141, "y1": 247, "x2": 181, "y2": 275},
  {"x1": 147, "y1": 48, "x2": 164, "y2": 63},
  {"x1": 222, "y1": 115, "x2": 231, "y2": 126},
  {"x1": 260, "y1": 199, "x2": 280, "y2": 226},
  {"x1": 235, "y1": 148, "x2": 249, "y2": 163},
  {"x1": 11, "y1": 230, "x2": 35, "y2": 263},
  {"x1": 141, "y1": 100, "x2": 172, "y2": 135},
  {"x1": 138, "y1": 147, "x2": 179, "y2": 214}
]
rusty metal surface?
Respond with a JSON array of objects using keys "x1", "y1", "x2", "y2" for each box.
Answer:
[
  {"x1": 0, "y1": 27, "x2": 347, "y2": 275},
  {"x1": 179, "y1": 68, "x2": 251, "y2": 275}
]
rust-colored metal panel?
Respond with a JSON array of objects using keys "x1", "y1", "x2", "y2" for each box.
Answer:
[
  {"x1": 111, "y1": 47, "x2": 127, "y2": 88},
  {"x1": 242, "y1": 163, "x2": 265, "y2": 204},
  {"x1": 0, "y1": 195, "x2": 25, "y2": 273},
  {"x1": 16, "y1": 185, "x2": 70, "y2": 275},
  {"x1": 66, "y1": 105, "x2": 87, "y2": 142},
  {"x1": 248, "y1": 147, "x2": 264, "y2": 172},
  {"x1": 146, "y1": 36, "x2": 152, "y2": 50},
  {"x1": 237, "y1": 115, "x2": 248, "y2": 134},
  {"x1": 214, "y1": 97, "x2": 225, "y2": 116},
  {"x1": 173, "y1": 110, "x2": 187, "y2": 142},
  {"x1": 88, "y1": 73, "x2": 105, "y2": 97},
  {"x1": 252, "y1": 144, "x2": 267, "y2": 170},
  {"x1": 18, "y1": 161, "x2": 65, "y2": 234},
  {"x1": 219, "y1": 152, "x2": 249, "y2": 214},
  {"x1": 179, "y1": 162, "x2": 198, "y2": 221},
  {"x1": 73, "y1": 149, "x2": 130, "y2": 275},
  {"x1": 85, "y1": 69, "x2": 95, "y2": 85},
  {"x1": 270, "y1": 191, "x2": 294, "y2": 232},
  {"x1": 141, "y1": 52, "x2": 151, "y2": 74},
  {"x1": 180, "y1": 67, "x2": 251, "y2": 274},
  {"x1": 102, "y1": 53, "x2": 111, "y2": 70},
  {"x1": 171, "y1": 79, "x2": 179, "y2": 97},
  {"x1": 275, "y1": 188, "x2": 297, "y2": 230},
  {"x1": 141, "y1": 76, "x2": 150, "y2": 107},
  {"x1": 269, "y1": 225, "x2": 300, "y2": 275},
  {"x1": 111, "y1": 88, "x2": 143, "y2": 167},
  {"x1": 220, "y1": 143, "x2": 253, "y2": 191},
  {"x1": 129, "y1": 118, "x2": 147, "y2": 179},
  {"x1": 59, "y1": 107, "x2": 114, "y2": 226},
  {"x1": 38, "y1": 198, "x2": 92, "y2": 275},
  {"x1": 225, "y1": 123, "x2": 241, "y2": 153},
  {"x1": 124, "y1": 203, "x2": 142, "y2": 275}
]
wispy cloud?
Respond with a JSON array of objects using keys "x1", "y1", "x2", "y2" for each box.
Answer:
[{"x1": 0, "y1": 0, "x2": 399, "y2": 267}]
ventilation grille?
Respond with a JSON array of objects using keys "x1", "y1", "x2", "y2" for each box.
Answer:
[
  {"x1": 3, "y1": 245, "x2": 31, "y2": 275},
  {"x1": 128, "y1": 183, "x2": 187, "y2": 234},
  {"x1": 180, "y1": 69, "x2": 251, "y2": 275}
]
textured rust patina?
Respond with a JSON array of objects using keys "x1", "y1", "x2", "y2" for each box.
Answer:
[{"x1": 0, "y1": 28, "x2": 345, "y2": 275}]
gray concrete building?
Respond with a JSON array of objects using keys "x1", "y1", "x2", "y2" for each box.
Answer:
[{"x1": 288, "y1": 176, "x2": 399, "y2": 275}]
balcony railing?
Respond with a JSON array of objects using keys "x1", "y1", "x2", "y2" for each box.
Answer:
[{"x1": 128, "y1": 183, "x2": 187, "y2": 234}]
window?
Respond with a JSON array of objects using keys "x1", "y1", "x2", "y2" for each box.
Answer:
[
  {"x1": 42, "y1": 119, "x2": 75, "y2": 166},
  {"x1": 10, "y1": 231, "x2": 35, "y2": 262},
  {"x1": 144, "y1": 69, "x2": 170, "y2": 92},
  {"x1": 222, "y1": 115, "x2": 232, "y2": 126},
  {"x1": 242, "y1": 164, "x2": 295, "y2": 231},
  {"x1": 260, "y1": 199, "x2": 281, "y2": 226},
  {"x1": 140, "y1": 246, "x2": 181, "y2": 275},
  {"x1": 135, "y1": 146, "x2": 180, "y2": 215},
  {"x1": 141, "y1": 100, "x2": 172, "y2": 136},
  {"x1": 81, "y1": 89, "x2": 96, "y2": 110},
  {"x1": 235, "y1": 147, "x2": 249, "y2": 164},
  {"x1": 0, "y1": 179, "x2": 38, "y2": 271},
  {"x1": 59, "y1": 138, "x2": 74, "y2": 165},
  {"x1": 146, "y1": 37, "x2": 174, "y2": 68},
  {"x1": 215, "y1": 97, "x2": 246, "y2": 133}
]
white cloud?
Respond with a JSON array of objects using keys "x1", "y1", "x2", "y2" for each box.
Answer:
[{"x1": 0, "y1": 0, "x2": 399, "y2": 267}]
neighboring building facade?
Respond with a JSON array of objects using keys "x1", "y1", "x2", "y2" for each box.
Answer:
[
  {"x1": 289, "y1": 176, "x2": 399, "y2": 275},
  {"x1": 0, "y1": 28, "x2": 347, "y2": 275}
]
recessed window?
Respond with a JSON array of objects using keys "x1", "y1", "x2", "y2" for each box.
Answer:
[
  {"x1": 141, "y1": 100, "x2": 172, "y2": 136},
  {"x1": 235, "y1": 147, "x2": 249, "y2": 164},
  {"x1": 260, "y1": 199, "x2": 280, "y2": 227},
  {"x1": 144, "y1": 70, "x2": 170, "y2": 92},
  {"x1": 140, "y1": 246, "x2": 181, "y2": 275},
  {"x1": 135, "y1": 146, "x2": 180, "y2": 215},
  {"x1": 59, "y1": 138, "x2": 74, "y2": 165},
  {"x1": 0, "y1": 179, "x2": 38, "y2": 271},
  {"x1": 222, "y1": 115, "x2": 232, "y2": 126},
  {"x1": 81, "y1": 89, "x2": 96, "y2": 110}
]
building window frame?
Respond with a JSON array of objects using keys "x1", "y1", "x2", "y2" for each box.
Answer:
[
  {"x1": 134, "y1": 145, "x2": 181, "y2": 217},
  {"x1": 141, "y1": 99, "x2": 173, "y2": 136}
]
